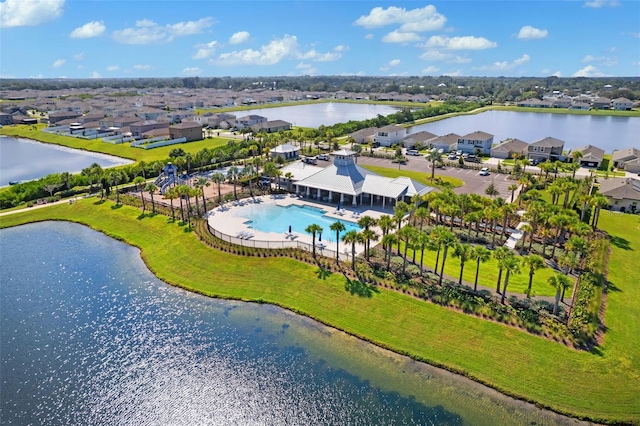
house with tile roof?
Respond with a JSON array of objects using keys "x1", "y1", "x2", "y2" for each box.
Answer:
[
  {"x1": 598, "y1": 178, "x2": 640, "y2": 213},
  {"x1": 457, "y1": 131, "x2": 494, "y2": 155},
  {"x1": 527, "y1": 137, "x2": 565, "y2": 162}
]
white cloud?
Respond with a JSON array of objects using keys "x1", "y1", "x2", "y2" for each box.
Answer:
[
  {"x1": 0, "y1": 0, "x2": 64, "y2": 28},
  {"x1": 425, "y1": 35, "x2": 497, "y2": 50},
  {"x1": 551, "y1": 71, "x2": 562, "y2": 77},
  {"x1": 443, "y1": 70, "x2": 462, "y2": 77},
  {"x1": 334, "y1": 45, "x2": 348, "y2": 52},
  {"x1": 296, "y1": 62, "x2": 318, "y2": 76},
  {"x1": 584, "y1": 0, "x2": 619, "y2": 7},
  {"x1": 419, "y1": 50, "x2": 450, "y2": 61},
  {"x1": 478, "y1": 54, "x2": 530, "y2": 71},
  {"x1": 338, "y1": 71, "x2": 366, "y2": 76},
  {"x1": 52, "y1": 59, "x2": 66, "y2": 68},
  {"x1": 229, "y1": 31, "x2": 250, "y2": 45},
  {"x1": 364, "y1": 33, "x2": 374, "y2": 40},
  {"x1": 182, "y1": 67, "x2": 202, "y2": 75},
  {"x1": 133, "y1": 64, "x2": 151, "y2": 70},
  {"x1": 630, "y1": 32, "x2": 640, "y2": 38},
  {"x1": 90, "y1": 71, "x2": 101, "y2": 78},
  {"x1": 517, "y1": 25, "x2": 548, "y2": 40},
  {"x1": 70, "y1": 20, "x2": 106, "y2": 38},
  {"x1": 214, "y1": 34, "x2": 339, "y2": 66},
  {"x1": 381, "y1": 30, "x2": 422, "y2": 43},
  {"x1": 389, "y1": 59, "x2": 401, "y2": 67},
  {"x1": 106, "y1": 65, "x2": 119, "y2": 71},
  {"x1": 422, "y1": 66, "x2": 440, "y2": 74},
  {"x1": 193, "y1": 40, "x2": 219, "y2": 59},
  {"x1": 113, "y1": 17, "x2": 213, "y2": 44},
  {"x1": 572, "y1": 65, "x2": 607, "y2": 77},
  {"x1": 73, "y1": 52, "x2": 84, "y2": 61},
  {"x1": 582, "y1": 55, "x2": 618, "y2": 66},
  {"x1": 354, "y1": 5, "x2": 446, "y2": 32}
]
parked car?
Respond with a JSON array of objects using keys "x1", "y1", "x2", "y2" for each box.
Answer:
[
  {"x1": 407, "y1": 149, "x2": 420, "y2": 156},
  {"x1": 371, "y1": 141, "x2": 380, "y2": 148},
  {"x1": 317, "y1": 154, "x2": 330, "y2": 161},
  {"x1": 302, "y1": 156, "x2": 318, "y2": 165},
  {"x1": 447, "y1": 153, "x2": 458, "y2": 160},
  {"x1": 479, "y1": 167, "x2": 490, "y2": 176}
]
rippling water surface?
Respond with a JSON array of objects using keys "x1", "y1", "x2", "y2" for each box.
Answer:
[{"x1": 1, "y1": 222, "x2": 587, "y2": 425}]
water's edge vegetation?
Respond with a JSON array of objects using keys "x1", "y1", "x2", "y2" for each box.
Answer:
[{"x1": 1, "y1": 200, "x2": 638, "y2": 425}]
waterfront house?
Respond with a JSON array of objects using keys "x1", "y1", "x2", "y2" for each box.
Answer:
[
  {"x1": 48, "y1": 111, "x2": 82, "y2": 125},
  {"x1": 490, "y1": 138, "x2": 529, "y2": 159},
  {"x1": 235, "y1": 114, "x2": 267, "y2": 130},
  {"x1": 130, "y1": 120, "x2": 169, "y2": 137},
  {"x1": 373, "y1": 124, "x2": 407, "y2": 147},
  {"x1": 251, "y1": 120, "x2": 292, "y2": 133},
  {"x1": 552, "y1": 98, "x2": 572, "y2": 108},
  {"x1": 0, "y1": 112, "x2": 14, "y2": 125},
  {"x1": 612, "y1": 148, "x2": 640, "y2": 171},
  {"x1": 592, "y1": 97, "x2": 611, "y2": 109},
  {"x1": 426, "y1": 133, "x2": 461, "y2": 153},
  {"x1": 401, "y1": 131, "x2": 438, "y2": 149},
  {"x1": 349, "y1": 127, "x2": 376, "y2": 144},
  {"x1": 517, "y1": 99, "x2": 552, "y2": 108},
  {"x1": 527, "y1": 137, "x2": 565, "y2": 162},
  {"x1": 570, "y1": 99, "x2": 591, "y2": 110},
  {"x1": 572, "y1": 145, "x2": 605, "y2": 168},
  {"x1": 457, "y1": 131, "x2": 494, "y2": 155},
  {"x1": 612, "y1": 97, "x2": 633, "y2": 111},
  {"x1": 599, "y1": 178, "x2": 640, "y2": 213}
]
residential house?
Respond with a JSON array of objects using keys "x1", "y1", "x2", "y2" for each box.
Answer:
[
  {"x1": 129, "y1": 120, "x2": 169, "y2": 137},
  {"x1": 570, "y1": 98, "x2": 591, "y2": 110},
  {"x1": 251, "y1": 120, "x2": 292, "y2": 133},
  {"x1": 425, "y1": 133, "x2": 460, "y2": 153},
  {"x1": 135, "y1": 107, "x2": 167, "y2": 121},
  {"x1": 490, "y1": 138, "x2": 529, "y2": 159},
  {"x1": 99, "y1": 116, "x2": 140, "y2": 131},
  {"x1": 612, "y1": 97, "x2": 633, "y2": 111},
  {"x1": 592, "y1": 97, "x2": 611, "y2": 110},
  {"x1": 373, "y1": 124, "x2": 407, "y2": 147},
  {"x1": 270, "y1": 143, "x2": 300, "y2": 161},
  {"x1": 235, "y1": 114, "x2": 267, "y2": 130},
  {"x1": 348, "y1": 127, "x2": 376, "y2": 144},
  {"x1": 48, "y1": 111, "x2": 81, "y2": 125},
  {"x1": 169, "y1": 121, "x2": 202, "y2": 142},
  {"x1": 572, "y1": 145, "x2": 605, "y2": 168},
  {"x1": 598, "y1": 178, "x2": 640, "y2": 213},
  {"x1": 401, "y1": 131, "x2": 438, "y2": 149},
  {"x1": 517, "y1": 99, "x2": 552, "y2": 108},
  {"x1": 527, "y1": 137, "x2": 565, "y2": 162},
  {"x1": 621, "y1": 157, "x2": 640, "y2": 174},
  {"x1": 552, "y1": 98, "x2": 572, "y2": 108},
  {"x1": 612, "y1": 148, "x2": 640, "y2": 171},
  {"x1": 0, "y1": 112, "x2": 13, "y2": 125},
  {"x1": 457, "y1": 131, "x2": 494, "y2": 155}
]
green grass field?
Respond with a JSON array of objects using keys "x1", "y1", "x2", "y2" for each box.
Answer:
[
  {"x1": 0, "y1": 125, "x2": 229, "y2": 163},
  {"x1": 1, "y1": 201, "x2": 638, "y2": 423}
]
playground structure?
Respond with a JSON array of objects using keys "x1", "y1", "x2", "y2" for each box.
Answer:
[{"x1": 154, "y1": 163, "x2": 192, "y2": 195}]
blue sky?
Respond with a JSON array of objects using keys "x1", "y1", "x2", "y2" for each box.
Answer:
[{"x1": 1, "y1": 0, "x2": 638, "y2": 79}]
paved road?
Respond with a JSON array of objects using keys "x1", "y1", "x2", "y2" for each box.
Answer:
[{"x1": 358, "y1": 155, "x2": 519, "y2": 202}]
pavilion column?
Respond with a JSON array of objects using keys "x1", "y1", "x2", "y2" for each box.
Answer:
[
  {"x1": 306, "y1": 187, "x2": 310, "y2": 197},
  {"x1": 352, "y1": 195, "x2": 357, "y2": 206},
  {"x1": 316, "y1": 188, "x2": 321, "y2": 200},
  {"x1": 295, "y1": 184, "x2": 300, "y2": 195},
  {"x1": 382, "y1": 197, "x2": 386, "y2": 208},
  {"x1": 329, "y1": 191, "x2": 333, "y2": 203},
  {"x1": 370, "y1": 195, "x2": 373, "y2": 207},
  {"x1": 340, "y1": 193, "x2": 345, "y2": 203}
]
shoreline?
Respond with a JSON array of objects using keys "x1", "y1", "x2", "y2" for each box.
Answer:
[{"x1": 0, "y1": 200, "x2": 637, "y2": 424}]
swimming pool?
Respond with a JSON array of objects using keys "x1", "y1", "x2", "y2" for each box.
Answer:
[{"x1": 232, "y1": 203, "x2": 360, "y2": 242}]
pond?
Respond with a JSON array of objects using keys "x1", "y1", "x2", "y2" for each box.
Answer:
[
  {"x1": 0, "y1": 221, "x2": 587, "y2": 425},
  {"x1": 409, "y1": 110, "x2": 640, "y2": 153},
  {"x1": 0, "y1": 136, "x2": 132, "y2": 186}
]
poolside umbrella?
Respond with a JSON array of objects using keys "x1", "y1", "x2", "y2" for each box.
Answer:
[
  {"x1": 319, "y1": 232, "x2": 322, "y2": 241},
  {"x1": 337, "y1": 202, "x2": 340, "y2": 210},
  {"x1": 289, "y1": 225, "x2": 292, "y2": 233}
]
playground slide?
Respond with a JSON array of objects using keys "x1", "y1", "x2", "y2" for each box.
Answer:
[{"x1": 160, "y1": 174, "x2": 175, "y2": 195}]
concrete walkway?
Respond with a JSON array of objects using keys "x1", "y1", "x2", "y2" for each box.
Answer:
[{"x1": 504, "y1": 210, "x2": 529, "y2": 249}]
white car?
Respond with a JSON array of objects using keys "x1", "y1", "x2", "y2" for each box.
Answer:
[{"x1": 479, "y1": 167, "x2": 490, "y2": 176}]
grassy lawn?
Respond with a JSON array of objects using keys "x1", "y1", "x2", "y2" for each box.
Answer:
[
  {"x1": 0, "y1": 125, "x2": 229, "y2": 163},
  {"x1": 361, "y1": 164, "x2": 464, "y2": 188},
  {"x1": 1, "y1": 201, "x2": 638, "y2": 423}
]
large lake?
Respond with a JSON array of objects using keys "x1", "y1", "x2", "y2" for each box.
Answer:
[
  {"x1": 230, "y1": 102, "x2": 400, "y2": 127},
  {"x1": 409, "y1": 110, "x2": 640, "y2": 153},
  {"x1": 0, "y1": 221, "x2": 586, "y2": 425},
  {"x1": 0, "y1": 136, "x2": 132, "y2": 186}
]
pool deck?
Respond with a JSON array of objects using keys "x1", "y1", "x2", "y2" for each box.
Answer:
[{"x1": 206, "y1": 194, "x2": 394, "y2": 256}]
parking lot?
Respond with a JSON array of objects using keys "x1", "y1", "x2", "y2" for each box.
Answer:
[{"x1": 357, "y1": 155, "x2": 519, "y2": 202}]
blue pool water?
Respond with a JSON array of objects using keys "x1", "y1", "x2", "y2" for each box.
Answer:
[{"x1": 233, "y1": 203, "x2": 360, "y2": 241}]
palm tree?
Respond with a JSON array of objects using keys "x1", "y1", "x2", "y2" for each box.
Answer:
[
  {"x1": 508, "y1": 184, "x2": 519, "y2": 203},
  {"x1": 381, "y1": 233, "x2": 398, "y2": 271},
  {"x1": 500, "y1": 255, "x2": 521, "y2": 304},
  {"x1": 212, "y1": 173, "x2": 224, "y2": 204},
  {"x1": 393, "y1": 201, "x2": 410, "y2": 252},
  {"x1": 305, "y1": 224, "x2": 323, "y2": 258},
  {"x1": 437, "y1": 230, "x2": 458, "y2": 286},
  {"x1": 108, "y1": 170, "x2": 123, "y2": 204},
  {"x1": 413, "y1": 206, "x2": 429, "y2": 230},
  {"x1": 500, "y1": 203, "x2": 517, "y2": 239},
  {"x1": 227, "y1": 166, "x2": 240, "y2": 200},
  {"x1": 164, "y1": 187, "x2": 177, "y2": 220},
  {"x1": 329, "y1": 221, "x2": 346, "y2": 263},
  {"x1": 145, "y1": 183, "x2": 158, "y2": 214},
  {"x1": 493, "y1": 246, "x2": 511, "y2": 294},
  {"x1": 548, "y1": 273, "x2": 572, "y2": 315},
  {"x1": 415, "y1": 230, "x2": 432, "y2": 275},
  {"x1": 470, "y1": 246, "x2": 491, "y2": 291},
  {"x1": 197, "y1": 177, "x2": 210, "y2": 214},
  {"x1": 430, "y1": 225, "x2": 447, "y2": 273},
  {"x1": 519, "y1": 223, "x2": 533, "y2": 252},
  {"x1": 452, "y1": 243, "x2": 473, "y2": 285},
  {"x1": 589, "y1": 194, "x2": 609, "y2": 230},
  {"x1": 360, "y1": 228, "x2": 379, "y2": 262},
  {"x1": 357, "y1": 215, "x2": 377, "y2": 254},
  {"x1": 133, "y1": 176, "x2": 147, "y2": 212},
  {"x1": 398, "y1": 225, "x2": 416, "y2": 275},
  {"x1": 426, "y1": 148, "x2": 442, "y2": 179},
  {"x1": 522, "y1": 254, "x2": 545, "y2": 297},
  {"x1": 342, "y1": 230, "x2": 360, "y2": 271},
  {"x1": 243, "y1": 165, "x2": 255, "y2": 197},
  {"x1": 378, "y1": 215, "x2": 394, "y2": 238}
]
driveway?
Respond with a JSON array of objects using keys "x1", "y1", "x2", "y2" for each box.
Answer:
[{"x1": 357, "y1": 155, "x2": 519, "y2": 201}]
